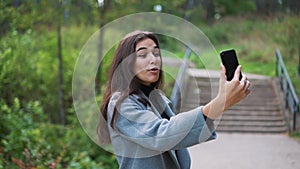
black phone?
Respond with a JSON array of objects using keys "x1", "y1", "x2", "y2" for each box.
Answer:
[{"x1": 220, "y1": 49, "x2": 242, "y2": 81}]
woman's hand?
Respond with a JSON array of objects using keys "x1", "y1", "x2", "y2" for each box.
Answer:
[
  {"x1": 218, "y1": 64, "x2": 251, "y2": 110},
  {"x1": 202, "y1": 64, "x2": 251, "y2": 119}
]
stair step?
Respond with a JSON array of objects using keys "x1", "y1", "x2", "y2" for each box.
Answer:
[
  {"x1": 220, "y1": 115, "x2": 284, "y2": 122},
  {"x1": 180, "y1": 69, "x2": 287, "y2": 133},
  {"x1": 216, "y1": 126, "x2": 287, "y2": 133},
  {"x1": 217, "y1": 120, "x2": 286, "y2": 127},
  {"x1": 228, "y1": 106, "x2": 280, "y2": 111},
  {"x1": 186, "y1": 99, "x2": 279, "y2": 107},
  {"x1": 181, "y1": 103, "x2": 281, "y2": 112},
  {"x1": 224, "y1": 110, "x2": 283, "y2": 116}
]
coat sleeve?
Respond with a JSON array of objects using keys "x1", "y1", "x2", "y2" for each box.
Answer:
[{"x1": 112, "y1": 95, "x2": 216, "y2": 152}]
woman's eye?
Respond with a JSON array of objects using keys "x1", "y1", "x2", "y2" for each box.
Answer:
[
  {"x1": 154, "y1": 52, "x2": 160, "y2": 57},
  {"x1": 138, "y1": 54, "x2": 147, "y2": 58}
]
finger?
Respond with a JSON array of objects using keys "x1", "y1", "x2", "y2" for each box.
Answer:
[
  {"x1": 220, "y1": 63, "x2": 226, "y2": 83},
  {"x1": 233, "y1": 65, "x2": 242, "y2": 81},
  {"x1": 241, "y1": 80, "x2": 248, "y2": 90},
  {"x1": 241, "y1": 73, "x2": 247, "y2": 81},
  {"x1": 245, "y1": 87, "x2": 251, "y2": 95},
  {"x1": 245, "y1": 80, "x2": 251, "y2": 90}
]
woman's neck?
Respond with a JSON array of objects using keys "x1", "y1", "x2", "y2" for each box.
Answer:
[{"x1": 140, "y1": 83, "x2": 154, "y2": 97}]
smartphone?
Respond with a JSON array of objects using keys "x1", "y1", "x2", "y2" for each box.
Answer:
[{"x1": 220, "y1": 49, "x2": 242, "y2": 81}]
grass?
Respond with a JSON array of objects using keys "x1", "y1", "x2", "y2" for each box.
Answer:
[
  {"x1": 197, "y1": 14, "x2": 300, "y2": 99},
  {"x1": 199, "y1": 14, "x2": 300, "y2": 136},
  {"x1": 290, "y1": 132, "x2": 300, "y2": 143},
  {"x1": 157, "y1": 14, "x2": 300, "y2": 104}
]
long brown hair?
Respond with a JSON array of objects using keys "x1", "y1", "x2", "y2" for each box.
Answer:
[{"x1": 99, "y1": 31, "x2": 164, "y2": 130}]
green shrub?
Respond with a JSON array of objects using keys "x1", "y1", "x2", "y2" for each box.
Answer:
[{"x1": 0, "y1": 98, "x2": 117, "y2": 168}]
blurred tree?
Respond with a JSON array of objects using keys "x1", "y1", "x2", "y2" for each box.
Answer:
[
  {"x1": 253, "y1": 0, "x2": 300, "y2": 15},
  {"x1": 214, "y1": 0, "x2": 256, "y2": 16},
  {"x1": 254, "y1": 0, "x2": 280, "y2": 15},
  {"x1": 55, "y1": 0, "x2": 66, "y2": 125},
  {"x1": 96, "y1": 0, "x2": 110, "y2": 95},
  {"x1": 202, "y1": 0, "x2": 215, "y2": 24},
  {"x1": 191, "y1": 0, "x2": 256, "y2": 24},
  {"x1": 283, "y1": 0, "x2": 300, "y2": 14}
]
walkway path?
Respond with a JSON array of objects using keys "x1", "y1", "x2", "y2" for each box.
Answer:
[
  {"x1": 164, "y1": 57, "x2": 300, "y2": 168},
  {"x1": 189, "y1": 133, "x2": 300, "y2": 169}
]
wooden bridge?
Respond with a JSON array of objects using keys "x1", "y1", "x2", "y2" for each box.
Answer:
[{"x1": 178, "y1": 68, "x2": 288, "y2": 133}]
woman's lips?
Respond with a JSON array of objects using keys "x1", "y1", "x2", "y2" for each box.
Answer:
[{"x1": 147, "y1": 67, "x2": 159, "y2": 73}]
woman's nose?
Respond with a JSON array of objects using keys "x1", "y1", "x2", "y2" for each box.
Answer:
[{"x1": 148, "y1": 53, "x2": 156, "y2": 63}]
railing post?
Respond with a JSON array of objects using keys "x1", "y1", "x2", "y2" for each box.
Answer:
[
  {"x1": 170, "y1": 48, "x2": 192, "y2": 113},
  {"x1": 275, "y1": 49, "x2": 299, "y2": 131},
  {"x1": 276, "y1": 51, "x2": 278, "y2": 76},
  {"x1": 170, "y1": 0, "x2": 195, "y2": 113},
  {"x1": 293, "y1": 108, "x2": 297, "y2": 131}
]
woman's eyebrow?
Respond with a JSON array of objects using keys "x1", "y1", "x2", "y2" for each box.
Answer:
[
  {"x1": 136, "y1": 47, "x2": 147, "y2": 52},
  {"x1": 136, "y1": 45, "x2": 159, "y2": 52}
]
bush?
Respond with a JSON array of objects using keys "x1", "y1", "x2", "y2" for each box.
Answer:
[{"x1": 0, "y1": 98, "x2": 117, "y2": 169}]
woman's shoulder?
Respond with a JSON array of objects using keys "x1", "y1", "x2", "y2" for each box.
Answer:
[
  {"x1": 111, "y1": 92, "x2": 121, "y2": 101},
  {"x1": 110, "y1": 92, "x2": 145, "y2": 108},
  {"x1": 111, "y1": 92, "x2": 141, "y2": 101},
  {"x1": 154, "y1": 89, "x2": 171, "y2": 105},
  {"x1": 110, "y1": 90, "x2": 170, "y2": 108}
]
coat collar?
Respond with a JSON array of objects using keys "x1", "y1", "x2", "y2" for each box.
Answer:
[{"x1": 137, "y1": 89, "x2": 175, "y2": 118}]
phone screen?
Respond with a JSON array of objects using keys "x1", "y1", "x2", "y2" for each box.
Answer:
[{"x1": 220, "y1": 49, "x2": 242, "y2": 81}]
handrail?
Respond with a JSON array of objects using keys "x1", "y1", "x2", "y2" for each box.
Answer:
[
  {"x1": 170, "y1": 48, "x2": 192, "y2": 112},
  {"x1": 170, "y1": 0, "x2": 194, "y2": 113},
  {"x1": 276, "y1": 49, "x2": 299, "y2": 131}
]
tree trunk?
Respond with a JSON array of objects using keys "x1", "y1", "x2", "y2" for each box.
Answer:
[
  {"x1": 254, "y1": 0, "x2": 264, "y2": 13},
  {"x1": 202, "y1": 0, "x2": 215, "y2": 25},
  {"x1": 96, "y1": 0, "x2": 111, "y2": 94},
  {"x1": 287, "y1": 0, "x2": 300, "y2": 14},
  {"x1": 254, "y1": 0, "x2": 280, "y2": 16},
  {"x1": 298, "y1": 45, "x2": 300, "y2": 76},
  {"x1": 96, "y1": 10, "x2": 104, "y2": 95},
  {"x1": 57, "y1": 3, "x2": 65, "y2": 125}
]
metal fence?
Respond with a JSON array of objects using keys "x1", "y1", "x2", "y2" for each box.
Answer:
[{"x1": 276, "y1": 49, "x2": 299, "y2": 131}]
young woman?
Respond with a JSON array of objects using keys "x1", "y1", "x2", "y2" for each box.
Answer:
[{"x1": 98, "y1": 31, "x2": 251, "y2": 169}]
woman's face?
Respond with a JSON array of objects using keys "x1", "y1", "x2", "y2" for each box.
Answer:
[{"x1": 134, "y1": 38, "x2": 161, "y2": 86}]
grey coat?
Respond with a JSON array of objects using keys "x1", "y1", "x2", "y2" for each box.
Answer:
[{"x1": 107, "y1": 91, "x2": 216, "y2": 169}]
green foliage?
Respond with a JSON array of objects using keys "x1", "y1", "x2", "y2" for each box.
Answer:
[
  {"x1": 214, "y1": 0, "x2": 256, "y2": 16},
  {"x1": 0, "y1": 98, "x2": 49, "y2": 168},
  {"x1": 1, "y1": 0, "x2": 300, "y2": 167},
  {"x1": 0, "y1": 27, "x2": 61, "y2": 121},
  {"x1": 0, "y1": 29, "x2": 40, "y2": 105},
  {"x1": 0, "y1": 22, "x2": 98, "y2": 122},
  {"x1": 0, "y1": 1, "x2": 32, "y2": 35},
  {"x1": 0, "y1": 98, "x2": 117, "y2": 168},
  {"x1": 199, "y1": 14, "x2": 300, "y2": 98},
  {"x1": 200, "y1": 23, "x2": 230, "y2": 44},
  {"x1": 67, "y1": 151, "x2": 117, "y2": 169},
  {"x1": 112, "y1": 0, "x2": 186, "y2": 17},
  {"x1": 272, "y1": 16, "x2": 300, "y2": 59},
  {"x1": 290, "y1": 131, "x2": 300, "y2": 143}
]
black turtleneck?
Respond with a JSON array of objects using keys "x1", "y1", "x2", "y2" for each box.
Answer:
[
  {"x1": 140, "y1": 84, "x2": 154, "y2": 97},
  {"x1": 139, "y1": 84, "x2": 170, "y2": 120}
]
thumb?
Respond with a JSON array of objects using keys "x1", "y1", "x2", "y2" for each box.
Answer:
[
  {"x1": 220, "y1": 63, "x2": 226, "y2": 83},
  {"x1": 233, "y1": 65, "x2": 242, "y2": 81}
]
